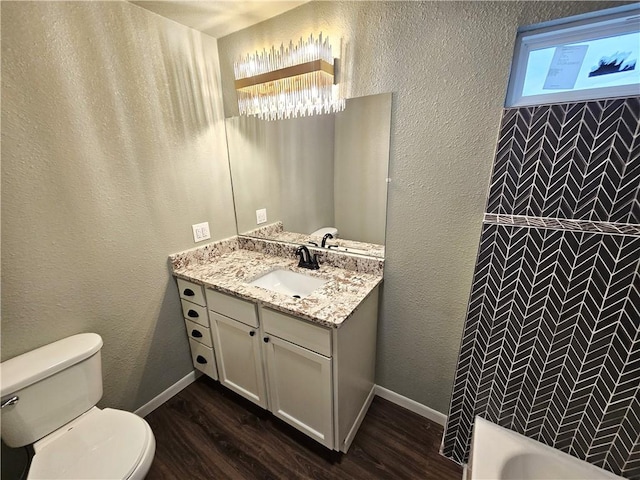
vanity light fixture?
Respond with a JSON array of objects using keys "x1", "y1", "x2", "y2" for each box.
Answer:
[{"x1": 233, "y1": 33, "x2": 345, "y2": 121}]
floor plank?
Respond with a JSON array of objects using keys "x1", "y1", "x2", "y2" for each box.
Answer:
[{"x1": 145, "y1": 377, "x2": 463, "y2": 480}]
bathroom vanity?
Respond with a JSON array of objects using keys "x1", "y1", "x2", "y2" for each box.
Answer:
[{"x1": 170, "y1": 237, "x2": 383, "y2": 453}]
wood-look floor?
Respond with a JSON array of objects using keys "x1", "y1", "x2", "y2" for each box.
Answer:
[{"x1": 145, "y1": 376, "x2": 463, "y2": 480}]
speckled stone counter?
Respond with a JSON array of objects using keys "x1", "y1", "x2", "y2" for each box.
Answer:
[
  {"x1": 170, "y1": 238, "x2": 383, "y2": 328},
  {"x1": 243, "y1": 222, "x2": 385, "y2": 258}
]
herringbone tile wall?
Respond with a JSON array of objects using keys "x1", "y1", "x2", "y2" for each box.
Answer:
[
  {"x1": 487, "y1": 98, "x2": 640, "y2": 224},
  {"x1": 442, "y1": 97, "x2": 640, "y2": 479}
]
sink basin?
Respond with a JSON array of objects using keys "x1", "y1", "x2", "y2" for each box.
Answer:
[{"x1": 249, "y1": 269, "x2": 328, "y2": 298}]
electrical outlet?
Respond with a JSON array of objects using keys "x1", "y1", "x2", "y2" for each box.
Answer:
[
  {"x1": 256, "y1": 208, "x2": 267, "y2": 225},
  {"x1": 192, "y1": 222, "x2": 211, "y2": 242}
]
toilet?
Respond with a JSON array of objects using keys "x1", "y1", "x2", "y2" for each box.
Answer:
[
  {"x1": 310, "y1": 226, "x2": 338, "y2": 238},
  {"x1": 0, "y1": 333, "x2": 156, "y2": 479}
]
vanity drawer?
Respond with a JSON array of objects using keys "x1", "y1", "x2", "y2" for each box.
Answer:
[
  {"x1": 177, "y1": 278, "x2": 206, "y2": 307},
  {"x1": 184, "y1": 319, "x2": 213, "y2": 348},
  {"x1": 181, "y1": 299, "x2": 208, "y2": 327},
  {"x1": 189, "y1": 338, "x2": 217, "y2": 380},
  {"x1": 262, "y1": 308, "x2": 331, "y2": 357},
  {"x1": 206, "y1": 289, "x2": 258, "y2": 328}
]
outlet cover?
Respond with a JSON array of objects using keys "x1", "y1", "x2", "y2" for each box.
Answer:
[
  {"x1": 256, "y1": 208, "x2": 267, "y2": 224},
  {"x1": 192, "y1": 222, "x2": 211, "y2": 242}
]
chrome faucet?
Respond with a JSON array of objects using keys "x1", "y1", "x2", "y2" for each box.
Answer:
[{"x1": 295, "y1": 246, "x2": 320, "y2": 270}]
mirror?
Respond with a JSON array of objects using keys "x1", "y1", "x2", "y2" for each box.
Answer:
[{"x1": 225, "y1": 93, "x2": 392, "y2": 258}]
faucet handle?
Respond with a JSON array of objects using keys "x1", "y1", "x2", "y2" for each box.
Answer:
[
  {"x1": 296, "y1": 245, "x2": 320, "y2": 269},
  {"x1": 295, "y1": 246, "x2": 310, "y2": 268}
]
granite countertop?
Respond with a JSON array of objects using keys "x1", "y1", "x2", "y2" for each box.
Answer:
[
  {"x1": 242, "y1": 221, "x2": 386, "y2": 258},
  {"x1": 260, "y1": 231, "x2": 385, "y2": 258},
  {"x1": 172, "y1": 248, "x2": 383, "y2": 328}
]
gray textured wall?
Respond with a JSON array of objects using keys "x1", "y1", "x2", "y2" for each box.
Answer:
[
  {"x1": 1, "y1": 1, "x2": 236, "y2": 410},
  {"x1": 217, "y1": 1, "x2": 624, "y2": 413}
]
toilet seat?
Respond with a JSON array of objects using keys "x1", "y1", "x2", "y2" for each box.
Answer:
[{"x1": 28, "y1": 408, "x2": 155, "y2": 480}]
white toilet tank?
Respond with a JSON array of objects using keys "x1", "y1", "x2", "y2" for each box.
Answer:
[{"x1": 0, "y1": 333, "x2": 104, "y2": 448}]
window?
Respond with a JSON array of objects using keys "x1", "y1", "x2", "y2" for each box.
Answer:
[{"x1": 506, "y1": 5, "x2": 640, "y2": 107}]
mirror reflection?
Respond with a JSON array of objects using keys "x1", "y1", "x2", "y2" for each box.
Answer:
[{"x1": 225, "y1": 93, "x2": 392, "y2": 258}]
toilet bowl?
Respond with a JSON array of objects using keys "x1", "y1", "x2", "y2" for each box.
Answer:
[
  {"x1": 0, "y1": 333, "x2": 156, "y2": 479},
  {"x1": 28, "y1": 408, "x2": 155, "y2": 480}
]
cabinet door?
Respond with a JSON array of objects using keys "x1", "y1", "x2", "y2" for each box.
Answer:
[
  {"x1": 264, "y1": 335, "x2": 334, "y2": 448},
  {"x1": 211, "y1": 312, "x2": 267, "y2": 408}
]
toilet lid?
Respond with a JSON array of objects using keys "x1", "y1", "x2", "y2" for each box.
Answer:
[{"x1": 28, "y1": 408, "x2": 149, "y2": 480}]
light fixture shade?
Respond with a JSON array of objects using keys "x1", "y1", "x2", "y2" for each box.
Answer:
[{"x1": 234, "y1": 34, "x2": 345, "y2": 120}]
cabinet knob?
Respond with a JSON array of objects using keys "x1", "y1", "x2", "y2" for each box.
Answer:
[
  {"x1": 183, "y1": 288, "x2": 195, "y2": 297},
  {"x1": 196, "y1": 355, "x2": 207, "y2": 364},
  {"x1": 263, "y1": 337, "x2": 269, "y2": 343},
  {"x1": 249, "y1": 330, "x2": 256, "y2": 337},
  {"x1": 191, "y1": 330, "x2": 203, "y2": 338},
  {"x1": 187, "y1": 309, "x2": 199, "y2": 318}
]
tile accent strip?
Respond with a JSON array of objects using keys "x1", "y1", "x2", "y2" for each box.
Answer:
[
  {"x1": 484, "y1": 213, "x2": 640, "y2": 236},
  {"x1": 442, "y1": 96, "x2": 640, "y2": 480}
]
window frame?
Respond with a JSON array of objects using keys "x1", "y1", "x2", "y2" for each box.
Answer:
[{"x1": 505, "y1": 5, "x2": 640, "y2": 108}]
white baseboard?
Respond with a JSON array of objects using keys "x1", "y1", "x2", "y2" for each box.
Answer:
[
  {"x1": 134, "y1": 370, "x2": 200, "y2": 418},
  {"x1": 132, "y1": 374, "x2": 446, "y2": 428},
  {"x1": 374, "y1": 385, "x2": 447, "y2": 426},
  {"x1": 343, "y1": 384, "x2": 376, "y2": 453}
]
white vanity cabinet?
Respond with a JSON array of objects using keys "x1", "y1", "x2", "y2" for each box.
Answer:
[
  {"x1": 262, "y1": 308, "x2": 334, "y2": 448},
  {"x1": 206, "y1": 289, "x2": 268, "y2": 409},
  {"x1": 176, "y1": 278, "x2": 218, "y2": 380},
  {"x1": 175, "y1": 276, "x2": 379, "y2": 453}
]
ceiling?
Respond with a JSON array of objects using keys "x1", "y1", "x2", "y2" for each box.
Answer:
[{"x1": 131, "y1": 1, "x2": 309, "y2": 39}]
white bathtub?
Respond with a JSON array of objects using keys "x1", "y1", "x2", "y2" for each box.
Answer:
[{"x1": 463, "y1": 417, "x2": 624, "y2": 480}]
